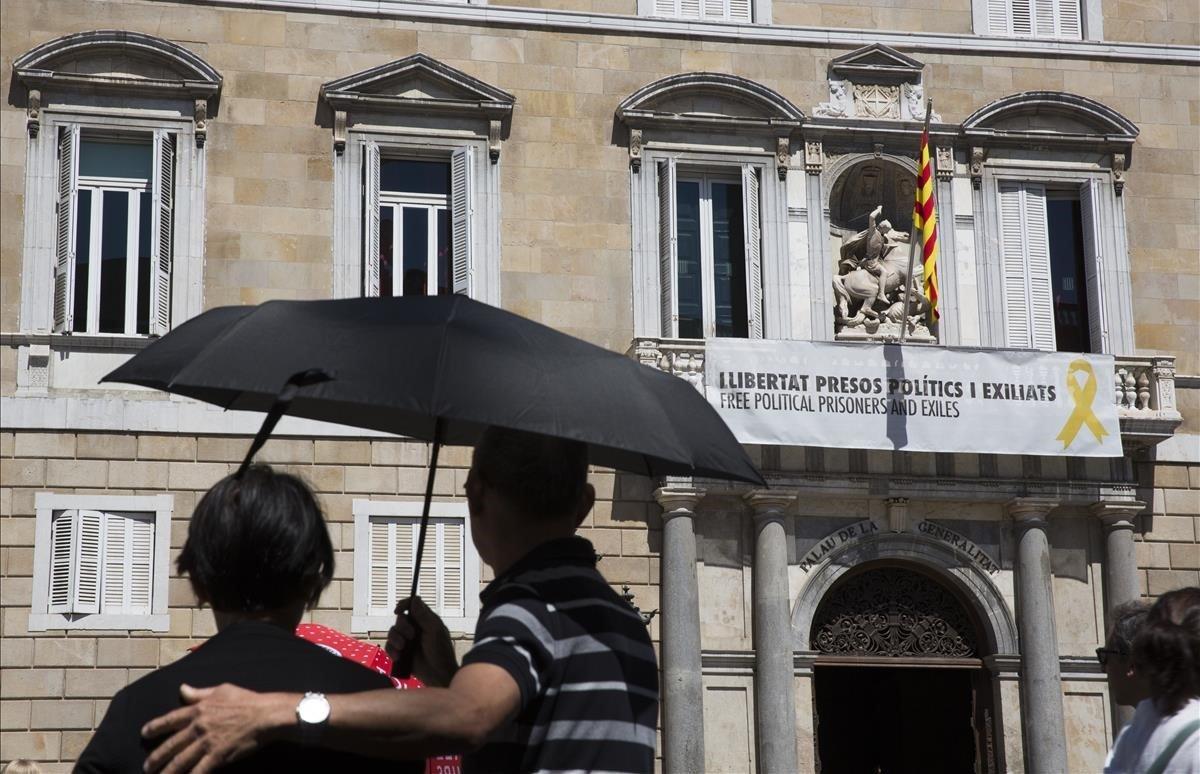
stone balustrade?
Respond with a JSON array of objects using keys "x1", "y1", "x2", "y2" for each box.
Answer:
[{"x1": 630, "y1": 339, "x2": 1182, "y2": 448}]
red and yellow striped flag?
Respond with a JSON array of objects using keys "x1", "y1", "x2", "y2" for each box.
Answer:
[{"x1": 913, "y1": 128, "x2": 940, "y2": 321}]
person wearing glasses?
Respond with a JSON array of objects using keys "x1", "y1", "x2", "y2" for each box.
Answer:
[{"x1": 1097, "y1": 600, "x2": 1153, "y2": 711}]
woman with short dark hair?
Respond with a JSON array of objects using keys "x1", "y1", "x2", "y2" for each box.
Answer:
[
  {"x1": 1104, "y1": 586, "x2": 1200, "y2": 774},
  {"x1": 76, "y1": 465, "x2": 417, "y2": 773}
]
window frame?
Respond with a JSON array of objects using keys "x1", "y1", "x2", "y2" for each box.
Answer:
[
  {"x1": 633, "y1": 148, "x2": 785, "y2": 340},
  {"x1": 30, "y1": 492, "x2": 172, "y2": 631},
  {"x1": 333, "y1": 133, "x2": 498, "y2": 306},
  {"x1": 351, "y1": 499, "x2": 481, "y2": 634},
  {"x1": 977, "y1": 165, "x2": 1131, "y2": 355},
  {"x1": 19, "y1": 110, "x2": 202, "y2": 343},
  {"x1": 638, "y1": 0, "x2": 770, "y2": 24},
  {"x1": 973, "y1": 0, "x2": 1102, "y2": 41}
]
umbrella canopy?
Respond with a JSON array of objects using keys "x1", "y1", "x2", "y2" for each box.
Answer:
[{"x1": 103, "y1": 294, "x2": 763, "y2": 485}]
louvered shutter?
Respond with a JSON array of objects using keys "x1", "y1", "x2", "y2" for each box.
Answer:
[
  {"x1": 679, "y1": 0, "x2": 700, "y2": 18},
  {"x1": 1055, "y1": 0, "x2": 1081, "y2": 38},
  {"x1": 1010, "y1": 0, "x2": 1034, "y2": 35},
  {"x1": 128, "y1": 515, "x2": 154, "y2": 615},
  {"x1": 1079, "y1": 180, "x2": 1107, "y2": 353},
  {"x1": 441, "y1": 521, "x2": 464, "y2": 618},
  {"x1": 1024, "y1": 185, "x2": 1056, "y2": 351},
  {"x1": 727, "y1": 0, "x2": 751, "y2": 22},
  {"x1": 47, "y1": 510, "x2": 77, "y2": 614},
  {"x1": 658, "y1": 159, "x2": 678, "y2": 337},
  {"x1": 987, "y1": 0, "x2": 1010, "y2": 34},
  {"x1": 741, "y1": 165, "x2": 764, "y2": 339},
  {"x1": 363, "y1": 142, "x2": 382, "y2": 297},
  {"x1": 369, "y1": 519, "x2": 392, "y2": 615},
  {"x1": 53, "y1": 125, "x2": 80, "y2": 333},
  {"x1": 149, "y1": 131, "x2": 175, "y2": 335},
  {"x1": 72, "y1": 510, "x2": 103, "y2": 615},
  {"x1": 103, "y1": 513, "x2": 127, "y2": 612},
  {"x1": 654, "y1": 0, "x2": 677, "y2": 15},
  {"x1": 450, "y1": 146, "x2": 474, "y2": 296},
  {"x1": 396, "y1": 521, "x2": 416, "y2": 607},
  {"x1": 416, "y1": 521, "x2": 437, "y2": 605},
  {"x1": 702, "y1": 0, "x2": 724, "y2": 19},
  {"x1": 1034, "y1": 0, "x2": 1056, "y2": 37},
  {"x1": 998, "y1": 183, "x2": 1032, "y2": 348}
]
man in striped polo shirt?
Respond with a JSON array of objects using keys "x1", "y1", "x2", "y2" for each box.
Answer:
[{"x1": 141, "y1": 427, "x2": 658, "y2": 774}]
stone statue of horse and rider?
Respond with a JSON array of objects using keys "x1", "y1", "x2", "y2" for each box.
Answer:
[{"x1": 832, "y1": 204, "x2": 929, "y2": 331}]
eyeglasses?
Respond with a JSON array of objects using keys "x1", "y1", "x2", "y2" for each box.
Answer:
[{"x1": 1096, "y1": 647, "x2": 1127, "y2": 667}]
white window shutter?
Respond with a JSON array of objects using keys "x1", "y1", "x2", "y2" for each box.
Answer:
[
  {"x1": 53, "y1": 125, "x2": 80, "y2": 334},
  {"x1": 441, "y1": 521, "x2": 464, "y2": 618},
  {"x1": 1056, "y1": 0, "x2": 1081, "y2": 38},
  {"x1": 1010, "y1": 0, "x2": 1034, "y2": 35},
  {"x1": 679, "y1": 0, "x2": 701, "y2": 18},
  {"x1": 150, "y1": 131, "x2": 175, "y2": 335},
  {"x1": 48, "y1": 510, "x2": 77, "y2": 614},
  {"x1": 1023, "y1": 185, "x2": 1056, "y2": 351},
  {"x1": 657, "y1": 159, "x2": 678, "y2": 338},
  {"x1": 128, "y1": 515, "x2": 154, "y2": 615},
  {"x1": 450, "y1": 146, "x2": 474, "y2": 296},
  {"x1": 417, "y1": 522, "x2": 437, "y2": 605},
  {"x1": 741, "y1": 165, "x2": 764, "y2": 339},
  {"x1": 998, "y1": 183, "x2": 1032, "y2": 348},
  {"x1": 727, "y1": 0, "x2": 751, "y2": 22},
  {"x1": 363, "y1": 142, "x2": 381, "y2": 297},
  {"x1": 987, "y1": 0, "x2": 1010, "y2": 33},
  {"x1": 368, "y1": 519, "x2": 392, "y2": 615},
  {"x1": 72, "y1": 510, "x2": 103, "y2": 615},
  {"x1": 103, "y1": 512, "x2": 128, "y2": 612},
  {"x1": 702, "y1": 0, "x2": 724, "y2": 19},
  {"x1": 396, "y1": 520, "x2": 416, "y2": 607},
  {"x1": 1034, "y1": 0, "x2": 1056, "y2": 36},
  {"x1": 654, "y1": 0, "x2": 678, "y2": 15},
  {"x1": 1079, "y1": 180, "x2": 1108, "y2": 353}
]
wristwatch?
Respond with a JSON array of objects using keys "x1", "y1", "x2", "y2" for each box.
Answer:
[{"x1": 295, "y1": 692, "x2": 330, "y2": 743}]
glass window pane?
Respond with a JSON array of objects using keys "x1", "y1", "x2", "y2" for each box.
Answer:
[
  {"x1": 99, "y1": 191, "x2": 129, "y2": 334},
  {"x1": 675, "y1": 181, "x2": 703, "y2": 339},
  {"x1": 437, "y1": 209, "x2": 451, "y2": 296},
  {"x1": 711, "y1": 182, "x2": 748, "y2": 338},
  {"x1": 137, "y1": 192, "x2": 152, "y2": 335},
  {"x1": 380, "y1": 160, "x2": 450, "y2": 196},
  {"x1": 73, "y1": 190, "x2": 92, "y2": 332},
  {"x1": 1046, "y1": 197, "x2": 1091, "y2": 353},
  {"x1": 79, "y1": 137, "x2": 152, "y2": 180},
  {"x1": 379, "y1": 207, "x2": 395, "y2": 297},
  {"x1": 402, "y1": 207, "x2": 429, "y2": 296}
]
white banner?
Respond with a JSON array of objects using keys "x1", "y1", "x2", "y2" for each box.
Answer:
[{"x1": 705, "y1": 340, "x2": 1123, "y2": 457}]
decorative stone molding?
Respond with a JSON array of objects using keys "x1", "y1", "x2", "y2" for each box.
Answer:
[
  {"x1": 1115, "y1": 355, "x2": 1183, "y2": 446},
  {"x1": 804, "y1": 140, "x2": 823, "y2": 175},
  {"x1": 332, "y1": 110, "x2": 348, "y2": 156},
  {"x1": 654, "y1": 486, "x2": 706, "y2": 519},
  {"x1": 629, "y1": 127, "x2": 643, "y2": 173},
  {"x1": 885, "y1": 497, "x2": 909, "y2": 532},
  {"x1": 811, "y1": 44, "x2": 941, "y2": 123},
  {"x1": 13, "y1": 31, "x2": 222, "y2": 147},
  {"x1": 320, "y1": 53, "x2": 514, "y2": 159},
  {"x1": 776, "y1": 137, "x2": 790, "y2": 180},
  {"x1": 962, "y1": 91, "x2": 1138, "y2": 159},
  {"x1": 1112, "y1": 152, "x2": 1126, "y2": 195},
  {"x1": 1007, "y1": 497, "x2": 1059, "y2": 527},
  {"x1": 193, "y1": 99, "x2": 208, "y2": 148},
  {"x1": 936, "y1": 145, "x2": 953, "y2": 180},
  {"x1": 970, "y1": 146, "x2": 986, "y2": 189},
  {"x1": 745, "y1": 491, "x2": 794, "y2": 524}
]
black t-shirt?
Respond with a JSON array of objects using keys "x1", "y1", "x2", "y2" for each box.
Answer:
[{"x1": 75, "y1": 620, "x2": 422, "y2": 773}]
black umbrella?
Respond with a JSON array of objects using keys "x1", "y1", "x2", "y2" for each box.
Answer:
[{"x1": 103, "y1": 295, "x2": 763, "y2": 669}]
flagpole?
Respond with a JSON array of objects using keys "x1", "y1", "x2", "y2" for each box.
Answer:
[{"x1": 899, "y1": 99, "x2": 934, "y2": 345}]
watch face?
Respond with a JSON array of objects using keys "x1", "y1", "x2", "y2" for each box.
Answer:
[{"x1": 298, "y1": 694, "x2": 330, "y2": 724}]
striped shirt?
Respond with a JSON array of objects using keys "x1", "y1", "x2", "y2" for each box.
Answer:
[{"x1": 461, "y1": 536, "x2": 659, "y2": 774}]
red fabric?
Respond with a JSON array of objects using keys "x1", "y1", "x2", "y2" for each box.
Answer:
[{"x1": 293, "y1": 623, "x2": 461, "y2": 774}]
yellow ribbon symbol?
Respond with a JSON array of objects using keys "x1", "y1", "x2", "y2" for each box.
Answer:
[{"x1": 1056, "y1": 359, "x2": 1109, "y2": 448}]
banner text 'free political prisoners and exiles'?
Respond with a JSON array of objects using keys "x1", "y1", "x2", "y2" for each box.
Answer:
[{"x1": 704, "y1": 340, "x2": 1123, "y2": 457}]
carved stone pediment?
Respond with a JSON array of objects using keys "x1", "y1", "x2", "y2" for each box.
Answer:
[
  {"x1": 812, "y1": 43, "x2": 939, "y2": 123},
  {"x1": 320, "y1": 53, "x2": 514, "y2": 120},
  {"x1": 962, "y1": 91, "x2": 1139, "y2": 149},
  {"x1": 617, "y1": 72, "x2": 804, "y2": 134},
  {"x1": 12, "y1": 31, "x2": 221, "y2": 142}
]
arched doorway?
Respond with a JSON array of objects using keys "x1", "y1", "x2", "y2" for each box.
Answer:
[{"x1": 810, "y1": 564, "x2": 996, "y2": 774}]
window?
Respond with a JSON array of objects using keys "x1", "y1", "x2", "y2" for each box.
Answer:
[
  {"x1": 984, "y1": 0, "x2": 1083, "y2": 39},
  {"x1": 56, "y1": 128, "x2": 175, "y2": 336},
  {"x1": 997, "y1": 181, "x2": 1104, "y2": 353},
  {"x1": 352, "y1": 500, "x2": 480, "y2": 633},
  {"x1": 364, "y1": 149, "x2": 471, "y2": 298},
  {"x1": 651, "y1": 0, "x2": 751, "y2": 22},
  {"x1": 659, "y1": 161, "x2": 763, "y2": 339},
  {"x1": 30, "y1": 494, "x2": 172, "y2": 631}
]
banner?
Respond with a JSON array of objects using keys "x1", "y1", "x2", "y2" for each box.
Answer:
[{"x1": 705, "y1": 340, "x2": 1123, "y2": 457}]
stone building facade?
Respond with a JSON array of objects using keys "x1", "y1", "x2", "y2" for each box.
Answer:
[{"x1": 0, "y1": 0, "x2": 1197, "y2": 770}]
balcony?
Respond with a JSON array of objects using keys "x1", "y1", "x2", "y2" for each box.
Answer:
[{"x1": 630, "y1": 338, "x2": 1183, "y2": 451}]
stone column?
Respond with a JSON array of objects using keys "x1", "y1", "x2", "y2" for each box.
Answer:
[
  {"x1": 1008, "y1": 498, "x2": 1067, "y2": 774},
  {"x1": 1093, "y1": 500, "x2": 1145, "y2": 730},
  {"x1": 655, "y1": 486, "x2": 706, "y2": 774},
  {"x1": 746, "y1": 492, "x2": 799, "y2": 774}
]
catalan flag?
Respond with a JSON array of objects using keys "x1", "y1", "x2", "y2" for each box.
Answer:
[{"x1": 913, "y1": 128, "x2": 940, "y2": 321}]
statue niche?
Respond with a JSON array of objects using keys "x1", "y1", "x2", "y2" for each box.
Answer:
[{"x1": 829, "y1": 160, "x2": 935, "y2": 343}]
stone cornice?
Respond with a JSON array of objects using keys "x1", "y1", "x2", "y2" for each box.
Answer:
[{"x1": 181, "y1": 0, "x2": 1198, "y2": 65}]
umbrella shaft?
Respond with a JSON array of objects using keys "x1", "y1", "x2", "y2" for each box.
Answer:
[{"x1": 409, "y1": 430, "x2": 443, "y2": 602}]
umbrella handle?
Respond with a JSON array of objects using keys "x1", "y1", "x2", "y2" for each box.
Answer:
[{"x1": 392, "y1": 419, "x2": 442, "y2": 679}]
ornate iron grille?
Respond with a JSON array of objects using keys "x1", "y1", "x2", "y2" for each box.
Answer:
[{"x1": 812, "y1": 567, "x2": 977, "y2": 657}]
